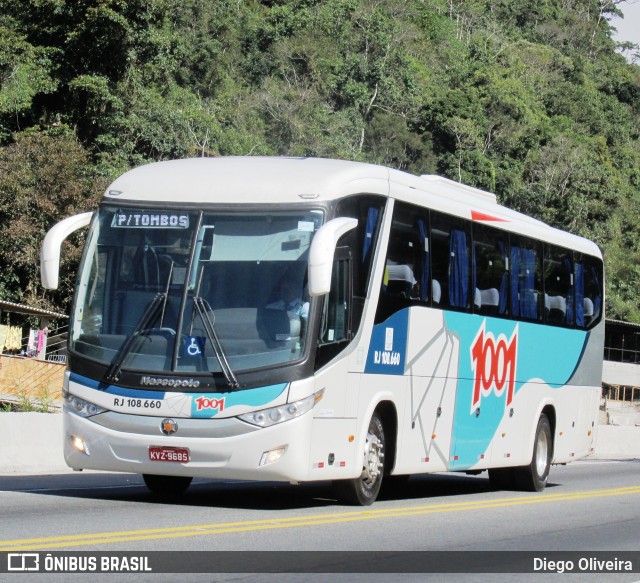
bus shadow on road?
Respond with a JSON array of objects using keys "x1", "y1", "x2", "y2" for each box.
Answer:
[
  {"x1": 379, "y1": 472, "x2": 561, "y2": 502},
  {"x1": 0, "y1": 470, "x2": 559, "y2": 510}
]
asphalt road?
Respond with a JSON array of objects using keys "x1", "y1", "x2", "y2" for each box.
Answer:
[{"x1": 1, "y1": 459, "x2": 639, "y2": 583}]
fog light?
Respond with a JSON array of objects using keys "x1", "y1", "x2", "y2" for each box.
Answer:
[
  {"x1": 259, "y1": 446, "x2": 287, "y2": 467},
  {"x1": 71, "y1": 435, "x2": 90, "y2": 456}
]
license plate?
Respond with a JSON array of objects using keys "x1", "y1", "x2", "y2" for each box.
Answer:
[{"x1": 149, "y1": 446, "x2": 190, "y2": 463}]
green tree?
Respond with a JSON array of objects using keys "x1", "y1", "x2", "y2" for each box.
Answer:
[
  {"x1": 0, "y1": 0, "x2": 639, "y2": 322},
  {"x1": 0, "y1": 130, "x2": 104, "y2": 313},
  {"x1": 0, "y1": 18, "x2": 56, "y2": 141}
]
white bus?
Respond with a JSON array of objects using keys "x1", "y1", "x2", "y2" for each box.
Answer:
[{"x1": 41, "y1": 157, "x2": 604, "y2": 505}]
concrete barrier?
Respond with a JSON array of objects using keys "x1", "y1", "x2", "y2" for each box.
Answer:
[
  {"x1": 1, "y1": 412, "x2": 639, "y2": 474},
  {"x1": 590, "y1": 424, "x2": 640, "y2": 460},
  {"x1": 603, "y1": 399, "x2": 640, "y2": 428},
  {"x1": 2, "y1": 412, "x2": 66, "y2": 473}
]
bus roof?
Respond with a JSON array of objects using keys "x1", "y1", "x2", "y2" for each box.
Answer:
[
  {"x1": 105, "y1": 157, "x2": 389, "y2": 203},
  {"x1": 103, "y1": 157, "x2": 601, "y2": 257}
]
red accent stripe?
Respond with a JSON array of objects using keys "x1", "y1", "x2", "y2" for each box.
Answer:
[{"x1": 472, "y1": 210, "x2": 507, "y2": 222}]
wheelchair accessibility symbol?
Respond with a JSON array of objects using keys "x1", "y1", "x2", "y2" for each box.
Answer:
[{"x1": 185, "y1": 336, "x2": 206, "y2": 358}]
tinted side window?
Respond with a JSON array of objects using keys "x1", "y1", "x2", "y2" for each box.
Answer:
[
  {"x1": 473, "y1": 224, "x2": 508, "y2": 316},
  {"x1": 509, "y1": 235, "x2": 543, "y2": 322},
  {"x1": 315, "y1": 248, "x2": 352, "y2": 370},
  {"x1": 375, "y1": 201, "x2": 429, "y2": 323},
  {"x1": 319, "y1": 253, "x2": 351, "y2": 345},
  {"x1": 544, "y1": 245, "x2": 574, "y2": 326},
  {"x1": 574, "y1": 252, "x2": 603, "y2": 329},
  {"x1": 432, "y1": 212, "x2": 471, "y2": 311}
]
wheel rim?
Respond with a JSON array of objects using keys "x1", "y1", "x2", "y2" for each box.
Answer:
[
  {"x1": 535, "y1": 428, "x2": 549, "y2": 477},
  {"x1": 362, "y1": 428, "x2": 384, "y2": 488}
]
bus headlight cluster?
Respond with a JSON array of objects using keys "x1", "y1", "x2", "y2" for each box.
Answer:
[
  {"x1": 63, "y1": 390, "x2": 107, "y2": 418},
  {"x1": 238, "y1": 389, "x2": 324, "y2": 428}
]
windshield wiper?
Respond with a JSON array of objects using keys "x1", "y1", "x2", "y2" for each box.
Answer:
[
  {"x1": 105, "y1": 293, "x2": 165, "y2": 383},
  {"x1": 105, "y1": 260, "x2": 175, "y2": 383},
  {"x1": 192, "y1": 296, "x2": 240, "y2": 390}
]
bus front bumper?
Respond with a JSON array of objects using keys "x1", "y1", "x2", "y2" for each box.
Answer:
[{"x1": 63, "y1": 411, "x2": 315, "y2": 482}]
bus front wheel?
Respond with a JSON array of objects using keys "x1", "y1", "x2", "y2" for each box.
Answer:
[
  {"x1": 142, "y1": 474, "x2": 193, "y2": 497},
  {"x1": 334, "y1": 412, "x2": 386, "y2": 506}
]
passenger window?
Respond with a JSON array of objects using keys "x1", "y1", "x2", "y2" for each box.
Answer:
[
  {"x1": 432, "y1": 212, "x2": 471, "y2": 310},
  {"x1": 574, "y1": 252, "x2": 603, "y2": 329},
  {"x1": 544, "y1": 245, "x2": 574, "y2": 326},
  {"x1": 375, "y1": 202, "x2": 429, "y2": 323},
  {"x1": 473, "y1": 224, "x2": 507, "y2": 316},
  {"x1": 509, "y1": 236, "x2": 542, "y2": 322}
]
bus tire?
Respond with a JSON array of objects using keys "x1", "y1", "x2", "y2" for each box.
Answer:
[
  {"x1": 514, "y1": 414, "x2": 552, "y2": 492},
  {"x1": 334, "y1": 412, "x2": 386, "y2": 506},
  {"x1": 142, "y1": 474, "x2": 192, "y2": 497}
]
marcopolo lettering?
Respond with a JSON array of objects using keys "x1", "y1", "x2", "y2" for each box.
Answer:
[{"x1": 141, "y1": 376, "x2": 200, "y2": 389}]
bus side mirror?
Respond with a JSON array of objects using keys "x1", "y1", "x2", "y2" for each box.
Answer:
[
  {"x1": 41, "y1": 212, "x2": 93, "y2": 289},
  {"x1": 308, "y1": 217, "x2": 358, "y2": 296}
]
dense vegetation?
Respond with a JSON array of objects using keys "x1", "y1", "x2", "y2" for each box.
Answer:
[{"x1": 1, "y1": 0, "x2": 639, "y2": 322}]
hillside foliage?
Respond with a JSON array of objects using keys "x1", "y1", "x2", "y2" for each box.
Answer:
[{"x1": 1, "y1": 0, "x2": 639, "y2": 322}]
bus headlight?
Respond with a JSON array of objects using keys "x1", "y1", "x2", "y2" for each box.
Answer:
[
  {"x1": 63, "y1": 390, "x2": 108, "y2": 418},
  {"x1": 260, "y1": 446, "x2": 287, "y2": 466},
  {"x1": 70, "y1": 434, "x2": 90, "y2": 455},
  {"x1": 238, "y1": 389, "x2": 324, "y2": 428}
]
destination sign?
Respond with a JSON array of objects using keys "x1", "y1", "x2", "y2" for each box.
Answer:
[{"x1": 111, "y1": 211, "x2": 190, "y2": 229}]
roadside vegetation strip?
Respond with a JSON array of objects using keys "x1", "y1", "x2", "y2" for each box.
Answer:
[{"x1": 1, "y1": 485, "x2": 639, "y2": 551}]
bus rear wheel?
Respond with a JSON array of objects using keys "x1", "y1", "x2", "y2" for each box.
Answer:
[
  {"x1": 334, "y1": 412, "x2": 386, "y2": 506},
  {"x1": 514, "y1": 414, "x2": 552, "y2": 492},
  {"x1": 142, "y1": 474, "x2": 193, "y2": 497}
]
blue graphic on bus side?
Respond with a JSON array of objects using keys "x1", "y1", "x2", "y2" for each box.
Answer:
[
  {"x1": 365, "y1": 310, "x2": 408, "y2": 375},
  {"x1": 444, "y1": 312, "x2": 589, "y2": 470},
  {"x1": 361, "y1": 308, "x2": 590, "y2": 470}
]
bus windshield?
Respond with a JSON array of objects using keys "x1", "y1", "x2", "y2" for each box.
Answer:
[{"x1": 71, "y1": 205, "x2": 324, "y2": 380}]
